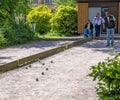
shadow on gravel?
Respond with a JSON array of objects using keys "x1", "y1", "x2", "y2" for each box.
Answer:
[
  {"x1": 0, "y1": 56, "x2": 12, "y2": 59},
  {"x1": 2, "y1": 41, "x2": 72, "y2": 50},
  {"x1": 0, "y1": 56, "x2": 13, "y2": 64},
  {"x1": 78, "y1": 40, "x2": 120, "y2": 55}
]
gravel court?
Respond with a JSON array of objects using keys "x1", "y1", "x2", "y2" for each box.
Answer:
[
  {"x1": 0, "y1": 40, "x2": 74, "y2": 65},
  {"x1": 0, "y1": 40, "x2": 120, "y2": 100}
]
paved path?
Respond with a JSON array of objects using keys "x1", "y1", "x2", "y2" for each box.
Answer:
[
  {"x1": 0, "y1": 40, "x2": 74, "y2": 65},
  {"x1": 0, "y1": 40, "x2": 120, "y2": 100}
]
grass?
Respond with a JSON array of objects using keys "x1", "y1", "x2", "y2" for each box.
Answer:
[
  {"x1": 0, "y1": 32, "x2": 77, "y2": 49},
  {"x1": 37, "y1": 32, "x2": 74, "y2": 38}
]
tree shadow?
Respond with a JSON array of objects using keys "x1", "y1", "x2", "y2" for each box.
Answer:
[
  {"x1": 0, "y1": 40, "x2": 73, "y2": 65},
  {"x1": 0, "y1": 56, "x2": 12, "y2": 59},
  {"x1": 79, "y1": 40, "x2": 120, "y2": 55},
  {"x1": 0, "y1": 56, "x2": 13, "y2": 65},
  {"x1": 1, "y1": 40, "x2": 73, "y2": 50}
]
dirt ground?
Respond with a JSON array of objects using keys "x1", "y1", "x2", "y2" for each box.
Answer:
[{"x1": 0, "y1": 40, "x2": 120, "y2": 100}]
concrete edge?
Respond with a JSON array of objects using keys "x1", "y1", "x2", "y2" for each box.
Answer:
[
  {"x1": 0, "y1": 38, "x2": 92, "y2": 73},
  {"x1": 38, "y1": 37, "x2": 83, "y2": 41},
  {"x1": 93, "y1": 37, "x2": 120, "y2": 40}
]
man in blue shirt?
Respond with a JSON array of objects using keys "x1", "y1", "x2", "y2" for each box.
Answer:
[{"x1": 93, "y1": 13, "x2": 104, "y2": 37}]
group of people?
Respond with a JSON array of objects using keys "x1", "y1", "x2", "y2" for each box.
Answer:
[{"x1": 84, "y1": 11, "x2": 116, "y2": 46}]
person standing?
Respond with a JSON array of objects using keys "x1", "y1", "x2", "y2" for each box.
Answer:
[
  {"x1": 103, "y1": 12, "x2": 116, "y2": 46},
  {"x1": 93, "y1": 13, "x2": 104, "y2": 37}
]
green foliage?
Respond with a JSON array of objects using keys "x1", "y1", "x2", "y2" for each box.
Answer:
[
  {"x1": 38, "y1": 32, "x2": 73, "y2": 38},
  {"x1": 89, "y1": 53, "x2": 120, "y2": 100},
  {"x1": 27, "y1": 5, "x2": 52, "y2": 34},
  {"x1": 51, "y1": 5, "x2": 77, "y2": 33},
  {"x1": 54, "y1": 0, "x2": 76, "y2": 8},
  {"x1": 0, "y1": 33, "x2": 8, "y2": 48},
  {"x1": 1, "y1": 21, "x2": 35, "y2": 45},
  {"x1": 0, "y1": 0, "x2": 31, "y2": 23}
]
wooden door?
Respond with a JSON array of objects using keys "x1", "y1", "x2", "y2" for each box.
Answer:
[{"x1": 78, "y1": 3, "x2": 88, "y2": 34}]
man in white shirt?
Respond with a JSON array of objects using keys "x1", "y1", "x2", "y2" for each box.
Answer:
[
  {"x1": 93, "y1": 13, "x2": 104, "y2": 37},
  {"x1": 103, "y1": 12, "x2": 116, "y2": 46}
]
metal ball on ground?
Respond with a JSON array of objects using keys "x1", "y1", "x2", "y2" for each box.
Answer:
[
  {"x1": 41, "y1": 72, "x2": 44, "y2": 75},
  {"x1": 50, "y1": 61, "x2": 53, "y2": 63},
  {"x1": 36, "y1": 78, "x2": 39, "y2": 82},
  {"x1": 29, "y1": 65, "x2": 31, "y2": 68},
  {"x1": 42, "y1": 63, "x2": 45, "y2": 65},
  {"x1": 46, "y1": 68, "x2": 48, "y2": 71}
]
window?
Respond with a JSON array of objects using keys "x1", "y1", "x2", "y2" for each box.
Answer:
[
  {"x1": 45, "y1": 0, "x2": 53, "y2": 4},
  {"x1": 33, "y1": 0, "x2": 38, "y2": 3}
]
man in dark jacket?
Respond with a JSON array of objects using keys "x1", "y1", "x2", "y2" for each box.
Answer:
[
  {"x1": 103, "y1": 12, "x2": 116, "y2": 46},
  {"x1": 84, "y1": 19, "x2": 93, "y2": 37}
]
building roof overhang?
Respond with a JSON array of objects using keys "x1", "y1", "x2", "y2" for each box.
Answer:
[{"x1": 77, "y1": 0, "x2": 120, "y2": 3}]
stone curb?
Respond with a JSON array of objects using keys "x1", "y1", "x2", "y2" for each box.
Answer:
[
  {"x1": 38, "y1": 37, "x2": 83, "y2": 41},
  {"x1": 93, "y1": 36, "x2": 120, "y2": 40},
  {"x1": 0, "y1": 38, "x2": 92, "y2": 73}
]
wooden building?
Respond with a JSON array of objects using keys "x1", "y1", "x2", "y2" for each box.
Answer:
[{"x1": 77, "y1": 0, "x2": 120, "y2": 34}]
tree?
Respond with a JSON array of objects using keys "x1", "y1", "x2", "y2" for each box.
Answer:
[
  {"x1": 0, "y1": 0, "x2": 35, "y2": 47},
  {"x1": 54, "y1": 0, "x2": 76, "y2": 8},
  {"x1": 27, "y1": 5, "x2": 52, "y2": 34},
  {"x1": 0, "y1": 0, "x2": 31, "y2": 22}
]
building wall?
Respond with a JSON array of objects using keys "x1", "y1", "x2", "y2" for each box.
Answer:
[
  {"x1": 89, "y1": 2, "x2": 118, "y2": 18},
  {"x1": 89, "y1": 2, "x2": 118, "y2": 33},
  {"x1": 78, "y1": 0, "x2": 119, "y2": 2},
  {"x1": 119, "y1": 2, "x2": 120, "y2": 33},
  {"x1": 78, "y1": 1, "x2": 120, "y2": 33}
]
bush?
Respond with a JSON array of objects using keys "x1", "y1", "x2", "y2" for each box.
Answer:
[
  {"x1": 89, "y1": 53, "x2": 120, "y2": 100},
  {"x1": 1, "y1": 21, "x2": 35, "y2": 45},
  {"x1": 0, "y1": 33, "x2": 8, "y2": 48},
  {"x1": 54, "y1": 0, "x2": 76, "y2": 8},
  {"x1": 51, "y1": 5, "x2": 77, "y2": 33},
  {"x1": 27, "y1": 5, "x2": 52, "y2": 34}
]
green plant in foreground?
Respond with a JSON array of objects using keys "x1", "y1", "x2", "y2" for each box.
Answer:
[{"x1": 89, "y1": 53, "x2": 120, "y2": 100}]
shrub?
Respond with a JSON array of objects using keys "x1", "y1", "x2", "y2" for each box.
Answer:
[
  {"x1": 27, "y1": 5, "x2": 52, "y2": 34},
  {"x1": 54, "y1": 0, "x2": 76, "y2": 8},
  {"x1": 89, "y1": 53, "x2": 120, "y2": 100},
  {"x1": 51, "y1": 5, "x2": 77, "y2": 33},
  {"x1": 1, "y1": 21, "x2": 35, "y2": 45},
  {"x1": 0, "y1": 33, "x2": 8, "y2": 48}
]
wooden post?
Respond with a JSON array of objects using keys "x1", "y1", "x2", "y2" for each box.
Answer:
[{"x1": 78, "y1": 3, "x2": 88, "y2": 34}]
